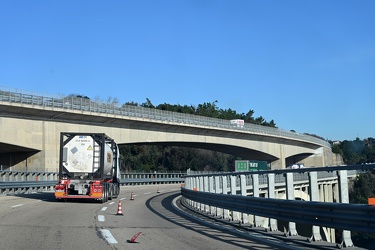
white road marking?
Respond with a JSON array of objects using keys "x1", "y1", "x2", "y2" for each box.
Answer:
[
  {"x1": 11, "y1": 204, "x2": 24, "y2": 208},
  {"x1": 144, "y1": 192, "x2": 151, "y2": 194},
  {"x1": 101, "y1": 207, "x2": 108, "y2": 211},
  {"x1": 120, "y1": 198, "x2": 126, "y2": 200},
  {"x1": 109, "y1": 202, "x2": 114, "y2": 205},
  {"x1": 98, "y1": 215, "x2": 105, "y2": 222},
  {"x1": 100, "y1": 229, "x2": 118, "y2": 244}
]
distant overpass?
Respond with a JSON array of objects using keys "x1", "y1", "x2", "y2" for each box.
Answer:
[{"x1": 0, "y1": 88, "x2": 340, "y2": 172}]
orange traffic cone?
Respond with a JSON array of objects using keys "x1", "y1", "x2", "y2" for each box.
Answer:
[
  {"x1": 157, "y1": 187, "x2": 160, "y2": 193},
  {"x1": 130, "y1": 192, "x2": 134, "y2": 200},
  {"x1": 116, "y1": 201, "x2": 123, "y2": 216}
]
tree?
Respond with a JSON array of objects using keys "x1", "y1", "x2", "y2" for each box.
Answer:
[{"x1": 349, "y1": 171, "x2": 375, "y2": 248}]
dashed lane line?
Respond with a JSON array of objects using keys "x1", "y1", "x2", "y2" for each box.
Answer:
[
  {"x1": 100, "y1": 229, "x2": 118, "y2": 244},
  {"x1": 11, "y1": 204, "x2": 24, "y2": 208},
  {"x1": 98, "y1": 215, "x2": 105, "y2": 222}
]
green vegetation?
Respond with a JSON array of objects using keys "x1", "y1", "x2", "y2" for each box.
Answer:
[
  {"x1": 331, "y1": 138, "x2": 375, "y2": 165},
  {"x1": 348, "y1": 170, "x2": 375, "y2": 248},
  {"x1": 120, "y1": 145, "x2": 235, "y2": 173},
  {"x1": 127, "y1": 99, "x2": 277, "y2": 127}
]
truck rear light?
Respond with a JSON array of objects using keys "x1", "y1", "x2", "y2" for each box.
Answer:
[{"x1": 55, "y1": 184, "x2": 65, "y2": 190}]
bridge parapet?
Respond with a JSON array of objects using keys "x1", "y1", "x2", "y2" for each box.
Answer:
[
  {"x1": 182, "y1": 164, "x2": 375, "y2": 248},
  {"x1": 0, "y1": 87, "x2": 330, "y2": 148}
]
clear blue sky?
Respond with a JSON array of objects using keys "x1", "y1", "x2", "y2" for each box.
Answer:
[{"x1": 1, "y1": 1, "x2": 374, "y2": 141}]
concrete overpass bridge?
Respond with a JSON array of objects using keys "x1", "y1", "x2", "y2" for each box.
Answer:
[{"x1": 0, "y1": 88, "x2": 340, "y2": 172}]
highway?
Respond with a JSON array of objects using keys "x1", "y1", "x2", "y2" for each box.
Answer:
[
  {"x1": 0, "y1": 184, "x2": 273, "y2": 250},
  {"x1": 0, "y1": 184, "x2": 354, "y2": 250}
]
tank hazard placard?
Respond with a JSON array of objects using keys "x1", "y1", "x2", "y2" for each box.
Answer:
[{"x1": 64, "y1": 136, "x2": 95, "y2": 173}]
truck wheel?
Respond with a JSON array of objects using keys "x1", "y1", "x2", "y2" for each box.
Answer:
[
  {"x1": 115, "y1": 183, "x2": 120, "y2": 198},
  {"x1": 102, "y1": 184, "x2": 107, "y2": 203},
  {"x1": 108, "y1": 184, "x2": 113, "y2": 200}
]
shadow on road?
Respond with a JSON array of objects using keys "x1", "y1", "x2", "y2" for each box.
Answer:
[
  {"x1": 146, "y1": 192, "x2": 347, "y2": 250},
  {"x1": 145, "y1": 192, "x2": 275, "y2": 250}
]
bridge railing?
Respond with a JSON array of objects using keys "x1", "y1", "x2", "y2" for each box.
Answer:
[
  {"x1": 0, "y1": 87, "x2": 330, "y2": 147},
  {"x1": 182, "y1": 164, "x2": 375, "y2": 247},
  {"x1": 0, "y1": 170, "x2": 185, "y2": 195}
]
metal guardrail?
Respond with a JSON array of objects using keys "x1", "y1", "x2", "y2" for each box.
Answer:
[
  {"x1": 1, "y1": 170, "x2": 59, "y2": 182},
  {"x1": 120, "y1": 172, "x2": 185, "y2": 185},
  {"x1": 0, "y1": 170, "x2": 185, "y2": 195},
  {"x1": 181, "y1": 188, "x2": 375, "y2": 233},
  {"x1": 0, "y1": 87, "x2": 330, "y2": 147},
  {"x1": 181, "y1": 164, "x2": 375, "y2": 247},
  {"x1": 121, "y1": 178, "x2": 184, "y2": 185}
]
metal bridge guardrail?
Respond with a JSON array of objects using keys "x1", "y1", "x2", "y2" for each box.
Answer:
[
  {"x1": 0, "y1": 181, "x2": 57, "y2": 195},
  {"x1": 0, "y1": 170, "x2": 185, "y2": 195},
  {"x1": 1, "y1": 170, "x2": 59, "y2": 182},
  {"x1": 0, "y1": 87, "x2": 330, "y2": 147},
  {"x1": 182, "y1": 164, "x2": 375, "y2": 247},
  {"x1": 181, "y1": 188, "x2": 375, "y2": 233},
  {"x1": 120, "y1": 178, "x2": 184, "y2": 185}
]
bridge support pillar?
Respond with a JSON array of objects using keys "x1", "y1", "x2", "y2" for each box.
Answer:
[
  {"x1": 267, "y1": 173, "x2": 278, "y2": 231},
  {"x1": 308, "y1": 171, "x2": 322, "y2": 242},
  {"x1": 285, "y1": 172, "x2": 298, "y2": 236}
]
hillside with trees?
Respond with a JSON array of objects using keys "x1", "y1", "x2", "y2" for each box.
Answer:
[{"x1": 331, "y1": 138, "x2": 375, "y2": 165}]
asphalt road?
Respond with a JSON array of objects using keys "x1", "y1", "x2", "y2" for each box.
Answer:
[
  {"x1": 0, "y1": 184, "x2": 274, "y2": 250},
  {"x1": 0, "y1": 184, "x2": 360, "y2": 250}
]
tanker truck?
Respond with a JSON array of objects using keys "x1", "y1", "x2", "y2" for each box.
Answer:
[{"x1": 54, "y1": 132, "x2": 120, "y2": 202}]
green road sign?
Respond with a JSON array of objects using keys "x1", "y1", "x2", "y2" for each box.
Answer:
[
  {"x1": 235, "y1": 160, "x2": 249, "y2": 172},
  {"x1": 235, "y1": 160, "x2": 269, "y2": 172}
]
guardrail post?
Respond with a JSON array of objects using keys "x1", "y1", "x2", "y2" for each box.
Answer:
[
  {"x1": 208, "y1": 176, "x2": 214, "y2": 214},
  {"x1": 186, "y1": 177, "x2": 192, "y2": 206},
  {"x1": 199, "y1": 177, "x2": 204, "y2": 211},
  {"x1": 267, "y1": 173, "x2": 278, "y2": 231},
  {"x1": 308, "y1": 171, "x2": 322, "y2": 242},
  {"x1": 252, "y1": 174, "x2": 263, "y2": 227},
  {"x1": 203, "y1": 176, "x2": 209, "y2": 212},
  {"x1": 285, "y1": 172, "x2": 298, "y2": 236},
  {"x1": 230, "y1": 175, "x2": 239, "y2": 221},
  {"x1": 215, "y1": 176, "x2": 222, "y2": 217},
  {"x1": 192, "y1": 176, "x2": 198, "y2": 208},
  {"x1": 337, "y1": 170, "x2": 354, "y2": 248},
  {"x1": 222, "y1": 175, "x2": 229, "y2": 219},
  {"x1": 240, "y1": 174, "x2": 250, "y2": 224}
]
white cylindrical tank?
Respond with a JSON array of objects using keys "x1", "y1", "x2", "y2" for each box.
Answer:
[{"x1": 63, "y1": 135, "x2": 113, "y2": 174}]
